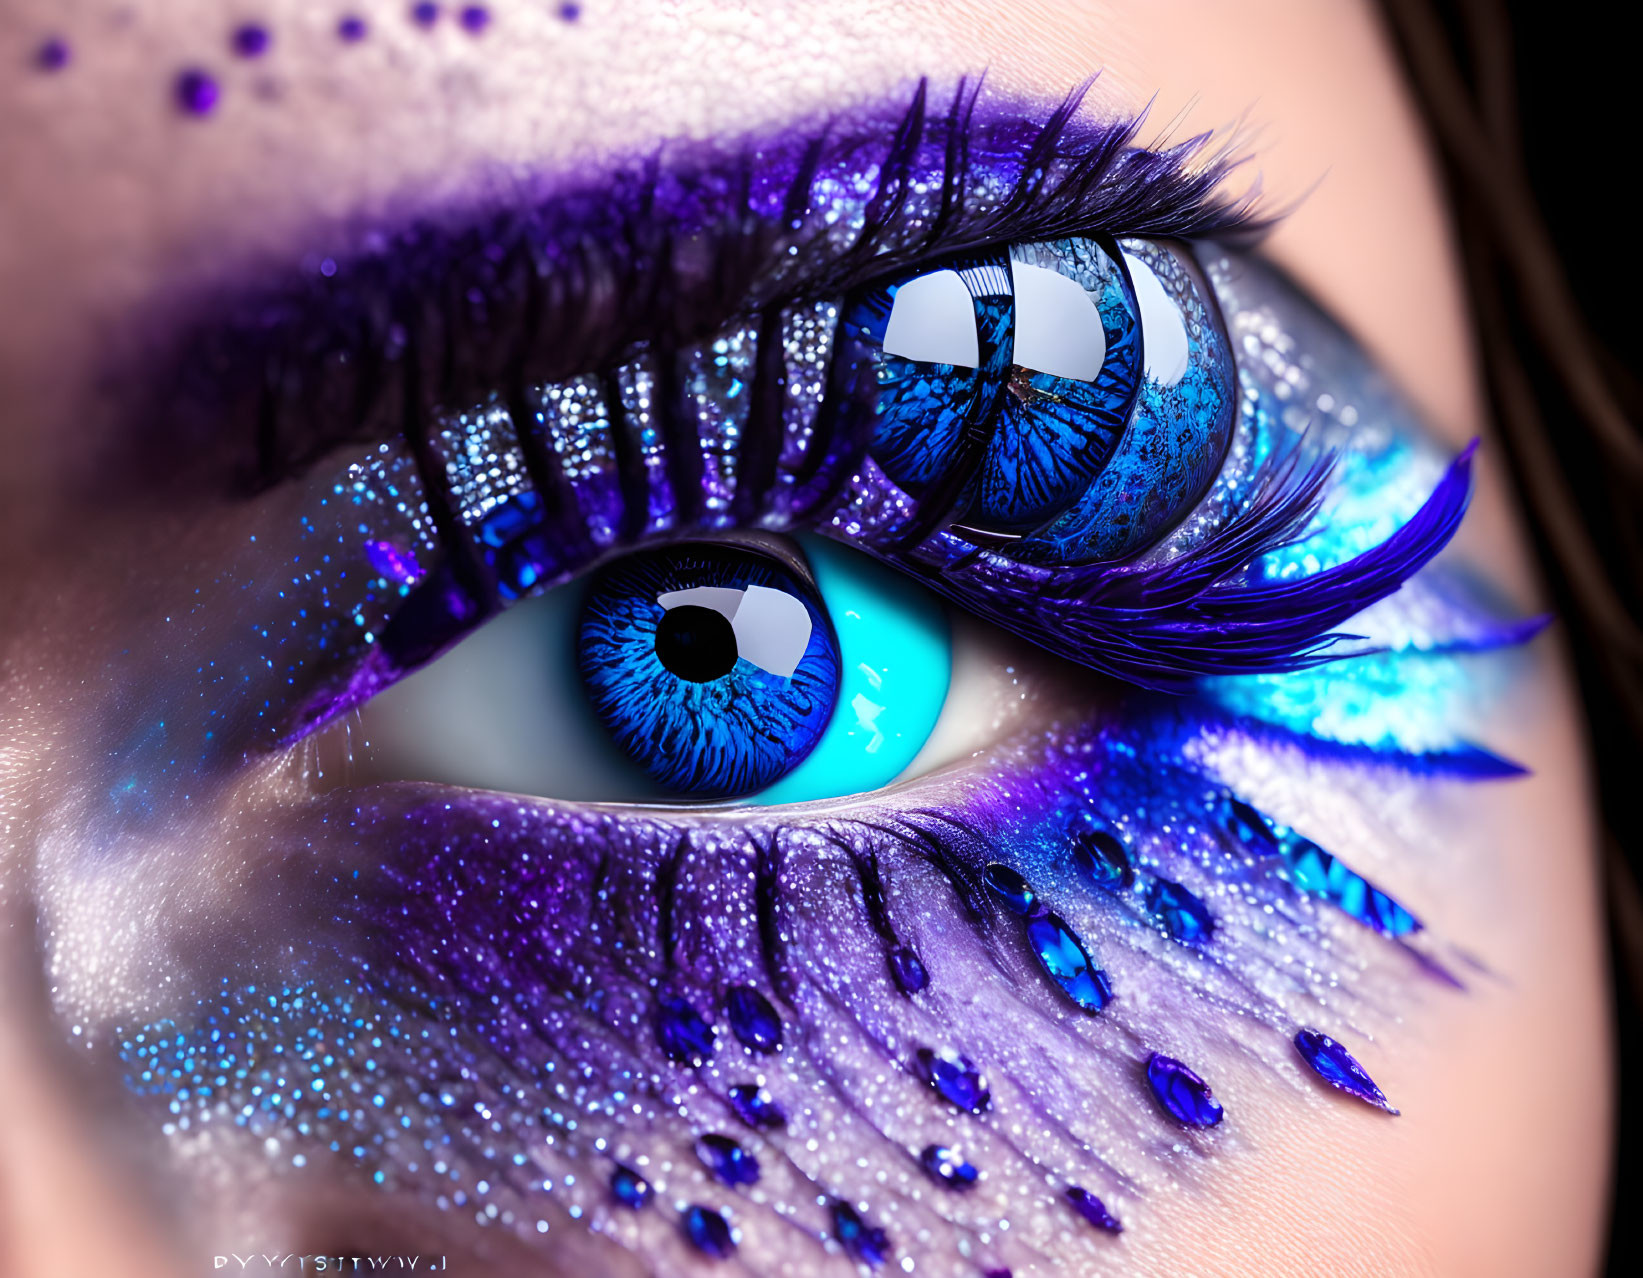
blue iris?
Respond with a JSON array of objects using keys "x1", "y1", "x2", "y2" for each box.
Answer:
[{"x1": 577, "y1": 543, "x2": 841, "y2": 797}]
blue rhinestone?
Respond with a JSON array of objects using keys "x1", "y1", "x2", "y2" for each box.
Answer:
[
  {"x1": 888, "y1": 946, "x2": 929, "y2": 994},
  {"x1": 727, "y1": 1083, "x2": 787, "y2": 1130},
  {"x1": 916, "y1": 1047, "x2": 990, "y2": 1113},
  {"x1": 1223, "y1": 795, "x2": 1279, "y2": 852},
  {"x1": 830, "y1": 1199, "x2": 892, "y2": 1267},
  {"x1": 1145, "y1": 1052, "x2": 1224, "y2": 1128},
  {"x1": 683, "y1": 1205, "x2": 735, "y2": 1257},
  {"x1": 654, "y1": 996, "x2": 715, "y2": 1066},
  {"x1": 919, "y1": 1144, "x2": 979, "y2": 1190},
  {"x1": 696, "y1": 1134, "x2": 760, "y2": 1187},
  {"x1": 1065, "y1": 1185, "x2": 1122, "y2": 1233},
  {"x1": 983, "y1": 863, "x2": 1036, "y2": 915},
  {"x1": 1072, "y1": 829, "x2": 1134, "y2": 889},
  {"x1": 1025, "y1": 911, "x2": 1113, "y2": 1012},
  {"x1": 724, "y1": 984, "x2": 782, "y2": 1053},
  {"x1": 1294, "y1": 1029, "x2": 1398, "y2": 1113},
  {"x1": 610, "y1": 1164, "x2": 652, "y2": 1209},
  {"x1": 1143, "y1": 877, "x2": 1215, "y2": 946}
]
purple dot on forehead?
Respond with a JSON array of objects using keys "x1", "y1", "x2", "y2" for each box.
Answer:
[
  {"x1": 174, "y1": 68, "x2": 220, "y2": 116},
  {"x1": 337, "y1": 15, "x2": 368, "y2": 41},
  {"x1": 231, "y1": 23, "x2": 271, "y2": 58},
  {"x1": 35, "y1": 37, "x2": 71, "y2": 71},
  {"x1": 411, "y1": 2, "x2": 440, "y2": 25},
  {"x1": 459, "y1": 5, "x2": 490, "y2": 32}
]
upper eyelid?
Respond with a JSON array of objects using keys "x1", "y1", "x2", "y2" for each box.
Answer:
[{"x1": 113, "y1": 80, "x2": 1265, "y2": 505}]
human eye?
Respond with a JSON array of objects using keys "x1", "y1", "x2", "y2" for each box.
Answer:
[{"x1": 41, "y1": 82, "x2": 1541, "y2": 1277}]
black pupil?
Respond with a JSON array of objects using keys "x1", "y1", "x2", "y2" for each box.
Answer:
[{"x1": 654, "y1": 605, "x2": 739, "y2": 683}]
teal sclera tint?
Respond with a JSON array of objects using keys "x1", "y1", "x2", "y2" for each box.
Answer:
[{"x1": 750, "y1": 537, "x2": 951, "y2": 805}]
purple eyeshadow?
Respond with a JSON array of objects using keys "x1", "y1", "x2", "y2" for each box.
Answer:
[
  {"x1": 174, "y1": 68, "x2": 220, "y2": 116},
  {"x1": 34, "y1": 37, "x2": 70, "y2": 71},
  {"x1": 231, "y1": 22, "x2": 271, "y2": 58},
  {"x1": 337, "y1": 15, "x2": 368, "y2": 41},
  {"x1": 459, "y1": 4, "x2": 491, "y2": 33}
]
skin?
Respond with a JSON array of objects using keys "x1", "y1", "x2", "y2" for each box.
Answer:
[{"x1": 0, "y1": 1, "x2": 1610, "y2": 1275}]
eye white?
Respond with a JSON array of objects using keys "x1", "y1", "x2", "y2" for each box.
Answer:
[
  {"x1": 656, "y1": 584, "x2": 813, "y2": 679},
  {"x1": 1008, "y1": 257, "x2": 1107, "y2": 382},
  {"x1": 880, "y1": 268, "x2": 981, "y2": 368},
  {"x1": 1123, "y1": 251, "x2": 1190, "y2": 387}
]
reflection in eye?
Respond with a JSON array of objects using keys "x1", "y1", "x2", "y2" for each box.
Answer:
[{"x1": 347, "y1": 535, "x2": 950, "y2": 803}]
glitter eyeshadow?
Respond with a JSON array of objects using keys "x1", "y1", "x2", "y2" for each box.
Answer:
[
  {"x1": 34, "y1": 37, "x2": 70, "y2": 71},
  {"x1": 1294, "y1": 1030, "x2": 1399, "y2": 1113},
  {"x1": 1145, "y1": 1053, "x2": 1225, "y2": 1128},
  {"x1": 231, "y1": 23, "x2": 271, "y2": 58},
  {"x1": 337, "y1": 15, "x2": 368, "y2": 41},
  {"x1": 683, "y1": 1205, "x2": 736, "y2": 1257},
  {"x1": 1065, "y1": 1185, "x2": 1122, "y2": 1233},
  {"x1": 459, "y1": 5, "x2": 491, "y2": 32},
  {"x1": 174, "y1": 68, "x2": 220, "y2": 116}
]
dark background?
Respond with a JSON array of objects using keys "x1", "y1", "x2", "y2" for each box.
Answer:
[{"x1": 1393, "y1": 2, "x2": 1642, "y2": 1271}]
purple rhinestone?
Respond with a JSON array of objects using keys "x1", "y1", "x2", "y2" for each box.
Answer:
[
  {"x1": 35, "y1": 38, "x2": 70, "y2": 71},
  {"x1": 558, "y1": 2, "x2": 582, "y2": 19},
  {"x1": 1294, "y1": 1029, "x2": 1398, "y2": 1113},
  {"x1": 724, "y1": 984, "x2": 781, "y2": 1053},
  {"x1": 916, "y1": 1047, "x2": 990, "y2": 1113},
  {"x1": 610, "y1": 1164, "x2": 652, "y2": 1209},
  {"x1": 919, "y1": 1144, "x2": 978, "y2": 1190},
  {"x1": 727, "y1": 1084, "x2": 786, "y2": 1130},
  {"x1": 696, "y1": 1134, "x2": 759, "y2": 1187},
  {"x1": 410, "y1": 2, "x2": 440, "y2": 26},
  {"x1": 337, "y1": 15, "x2": 368, "y2": 41},
  {"x1": 683, "y1": 1205, "x2": 735, "y2": 1257},
  {"x1": 174, "y1": 69, "x2": 220, "y2": 116},
  {"x1": 1065, "y1": 1185, "x2": 1122, "y2": 1233},
  {"x1": 887, "y1": 945, "x2": 928, "y2": 994},
  {"x1": 459, "y1": 4, "x2": 491, "y2": 32},
  {"x1": 1144, "y1": 1052, "x2": 1224, "y2": 1128},
  {"x1": 1223, "y1": 795, "x2": 1279, "y2": 852},
  {"x1": 982, "y1": 862, "x2": 1035, "y2": 915},
  {"x1": 232, "y1": 23, "x2": 271, "y2": 58},
  {"x1": 654, "y1": 996, "x2": 715, "y2": 1066},
  {"x1": 830, "y1": 1200, "x2": 891, "y2": 1268}
]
